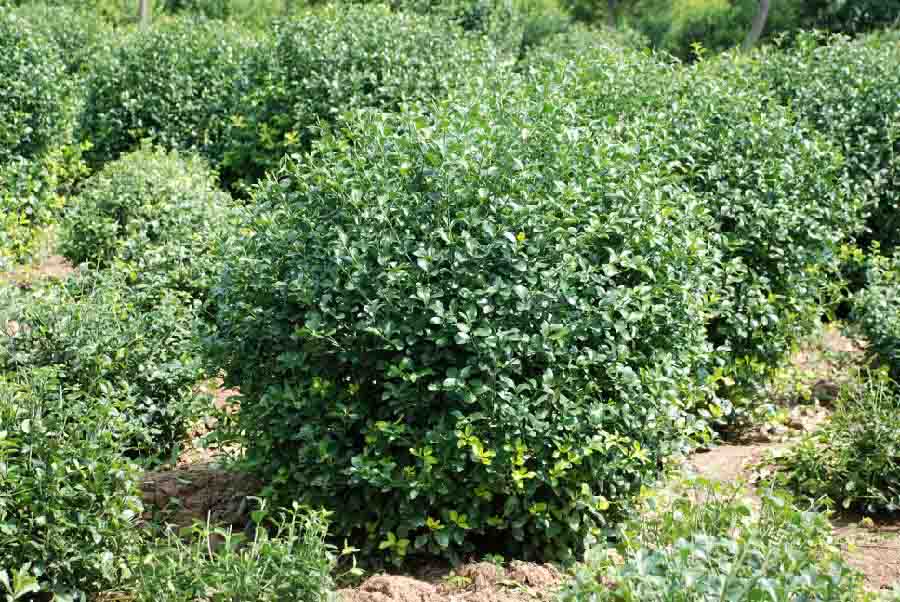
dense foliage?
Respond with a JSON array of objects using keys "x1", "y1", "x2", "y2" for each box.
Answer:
[
  {"x1": 0, "y1": 10, "x2": 71, "y2": 163},
  {"x1": 560, "y1": 479, "x2": 866, "y2": 601},
  {"x1": 0, "y1": 273, "x2": 206, "y2": 457},
  {"x1": 3, "y1": 0, "x2": 900, "y2": 594},
  {"x1": 209, "y1": 67, "x2": 719, "y2": 563},
  {"x1": 216, "y1": 4, "x2": 497, "y2": 187},
  {"x1": 527, "y1": 38, "x2": 863, "y2": 401},
  {"x1": 754, "y1": 33, "x2": 900, "y2": 253},
  {"x1": 9, "y1": 2, "x2": 114, "y2": 75},
  {"x1": 60, "y1": 147, "x2": 236, "y2": 300},
  {"x1": 78, "y1": 17, "x2": 253, "y2": 169},
  {"x1": 0, "y1": 367, "x2": 144, "y2": 599},
  {"x1": 773, "y1": 379, "x2": 900, "y2": 515}
]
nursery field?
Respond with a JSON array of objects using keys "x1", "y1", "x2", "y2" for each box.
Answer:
[{"x1": 1, "y1": 0, "x2": 900, "y2": 600}]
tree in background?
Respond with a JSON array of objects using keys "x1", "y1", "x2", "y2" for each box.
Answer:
[{"x1": 742, "y1": 0, "x2": 770, "y2": 49}]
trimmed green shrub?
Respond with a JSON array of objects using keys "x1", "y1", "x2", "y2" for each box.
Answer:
[
  {"x1": 209, "y1": 71, "x2": 719, "y2": 563},
  {"x1": 0, "y1": 10, "x2": 70, "y2": 163},
  {"x1": 215, "y1": 4, "x2": 498, "y2": 187},
  {"x1": 11, "y1": 2, "x2": 114, "y2": 75},
  {"x1": 0, "y1": 272, "x2": 207, "y2": 457},
  {"x1": 8, "y1": 0, "x2": 140, "y2": 23},
  {"x1": 755, "y1": 33, "x2": 900, "y2": 253},
  {"x1": 527, "y1": 41, "x2": 862, "y2": 403},
  {"x1": 560, "y1": 479, "x2": 866, "y2": 601},
  {"x1": 134, "y1": 503, "x2": 335, "y2": 602},
  {"x1": 78, "y1": 17, "x2": 254, "y2": 169},
  {"x1": 773, "y1": 378, "x2": 900, "y2": 515},
  {"x1": 0, "y1": 366, "x2": 144, "y2": 599},
  {"x1": 59, "y1": 146, "x2": 237, "y2": 300},
  {"x1": 383, "y1": 0, "x2": 572, "y2": 57},
  {"x1": 852, "y1": 251, "x2": 900, "y2": 380}
]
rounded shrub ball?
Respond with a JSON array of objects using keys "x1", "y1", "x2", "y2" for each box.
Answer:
[
  {"x1": 209, "y1": 75, "x2": 718, "y2": 563},
  {"x1": 59, "y1": 146, "x2": 235, "y2": 299}
]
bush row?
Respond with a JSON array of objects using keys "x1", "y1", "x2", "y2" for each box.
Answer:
[
  {"x1": 752, "y1": 33, "x2": 900, "y2": 253},
  {"x1": 564, "y1": 0, "x2": 900, "y2": 58},
  {"x1": 204, "y1": 28, "x2": 876, "y2": 565},
  {"x1": 75, "y1": 4, "x2": 504, "y2": 190}
]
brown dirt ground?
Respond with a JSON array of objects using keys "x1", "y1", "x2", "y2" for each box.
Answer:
[
  {"x1": 688, "y1": 326, "x2": 899, "y2": 590},
  {"x1": 340, "y1": 562, "x2": 563, "y2": 602},
  {"x1": 0, "y1": 254, "x2": 74, "y2": 288}
]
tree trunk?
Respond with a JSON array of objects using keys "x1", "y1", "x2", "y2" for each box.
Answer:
[
  {"x1": 139, "y1": 0, "x2": 151, "y2": 28},
  {"x1": 607, "y1": 0, "x2": 617, "y2": 28},
  {"x1": 742, "y1": 0, "x2": 771, "y2": 51}
]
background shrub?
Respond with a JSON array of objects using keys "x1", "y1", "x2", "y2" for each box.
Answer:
[
  {"x1": 60, "y1": 146, "x2": 237, "y2": 300},
  {"x1": 0, "y1": 367, "x2": 144, "y2": 599},
  {"x1": 162, "y1": 0, "x2": 296, "y2": 25},
  {"x1": 755, "y1": 33, "x2": 900, "y2": 253},
  {"x1": 560, "y1": 479, "x2": 866, "y2": 601},
  {"x1": 0, "y1": 10, "x2": 70, "y2": 164},
  {"x1": 209, "y1": 71, "x2": 718, "y2": 563},
  {"x1": 78, "y1": 17, "x2": 254, "y2": 170},
  {"x1": 0, "y1": 272, "x2": 207, "y2": 457},
  {"x1": 215, "y1": 4, "x2": 498, "y2": 188},
  {"x1": 385, "y1": 0, "x2": 572, "y2": 57},
  {"x1": 527, "y1": 41, "x2": 863, "y2": 406},
  {"x1": 773, "y1": 378, "x2": 900, "y2": 515},
  {"x1": 10, "y1": 2, "x2": 114, "y2": 75},
  {"x1": 851, "y1": 251, "x2": 900, "y2": 380}
]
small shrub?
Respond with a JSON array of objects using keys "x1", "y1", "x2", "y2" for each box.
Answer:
[
  {"x1": 772, "y1": 378, "x2": 900, "y2": 515},
  {"x1": 60, "y1": 146, "x2": 236, "y2": 300},
  {"x1": 0, "y1": 272, "x2": 207, "y2": 457},
  {"x1": 0, "y1": 10, "x2": 70, "y2": 163},
  {"x1": 560, "y1": 479, "x2": 866, "y2": 601},
  {"x1": 209, "y1": 72, "x2": 718, "y2": 563},
  {"x1": 215, "y1": 4, "x2": 497, "y2": 187},
  {"x1": 134, "y1": 503, "x2": 335, "y2": 602},
  {"x1": 78, "y1": 17, "x2": 254, "y2": 169},
  {"x1": 0, "y1": 366, "x2": 144, "y2": 599}
]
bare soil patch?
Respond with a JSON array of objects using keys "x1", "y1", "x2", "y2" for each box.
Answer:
[
  {"x1": 0, "y1": 254, "x2": 74, "y2": 288},
  {"x1": 834, "y1": 515, "x2": 900, "y2": 591},
  {"x1": 140, "y1": 463, "x2": 261, "y2": 530},
  {"x1": 339, "y1": 562, "x2": 562, "y2": 602}
]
